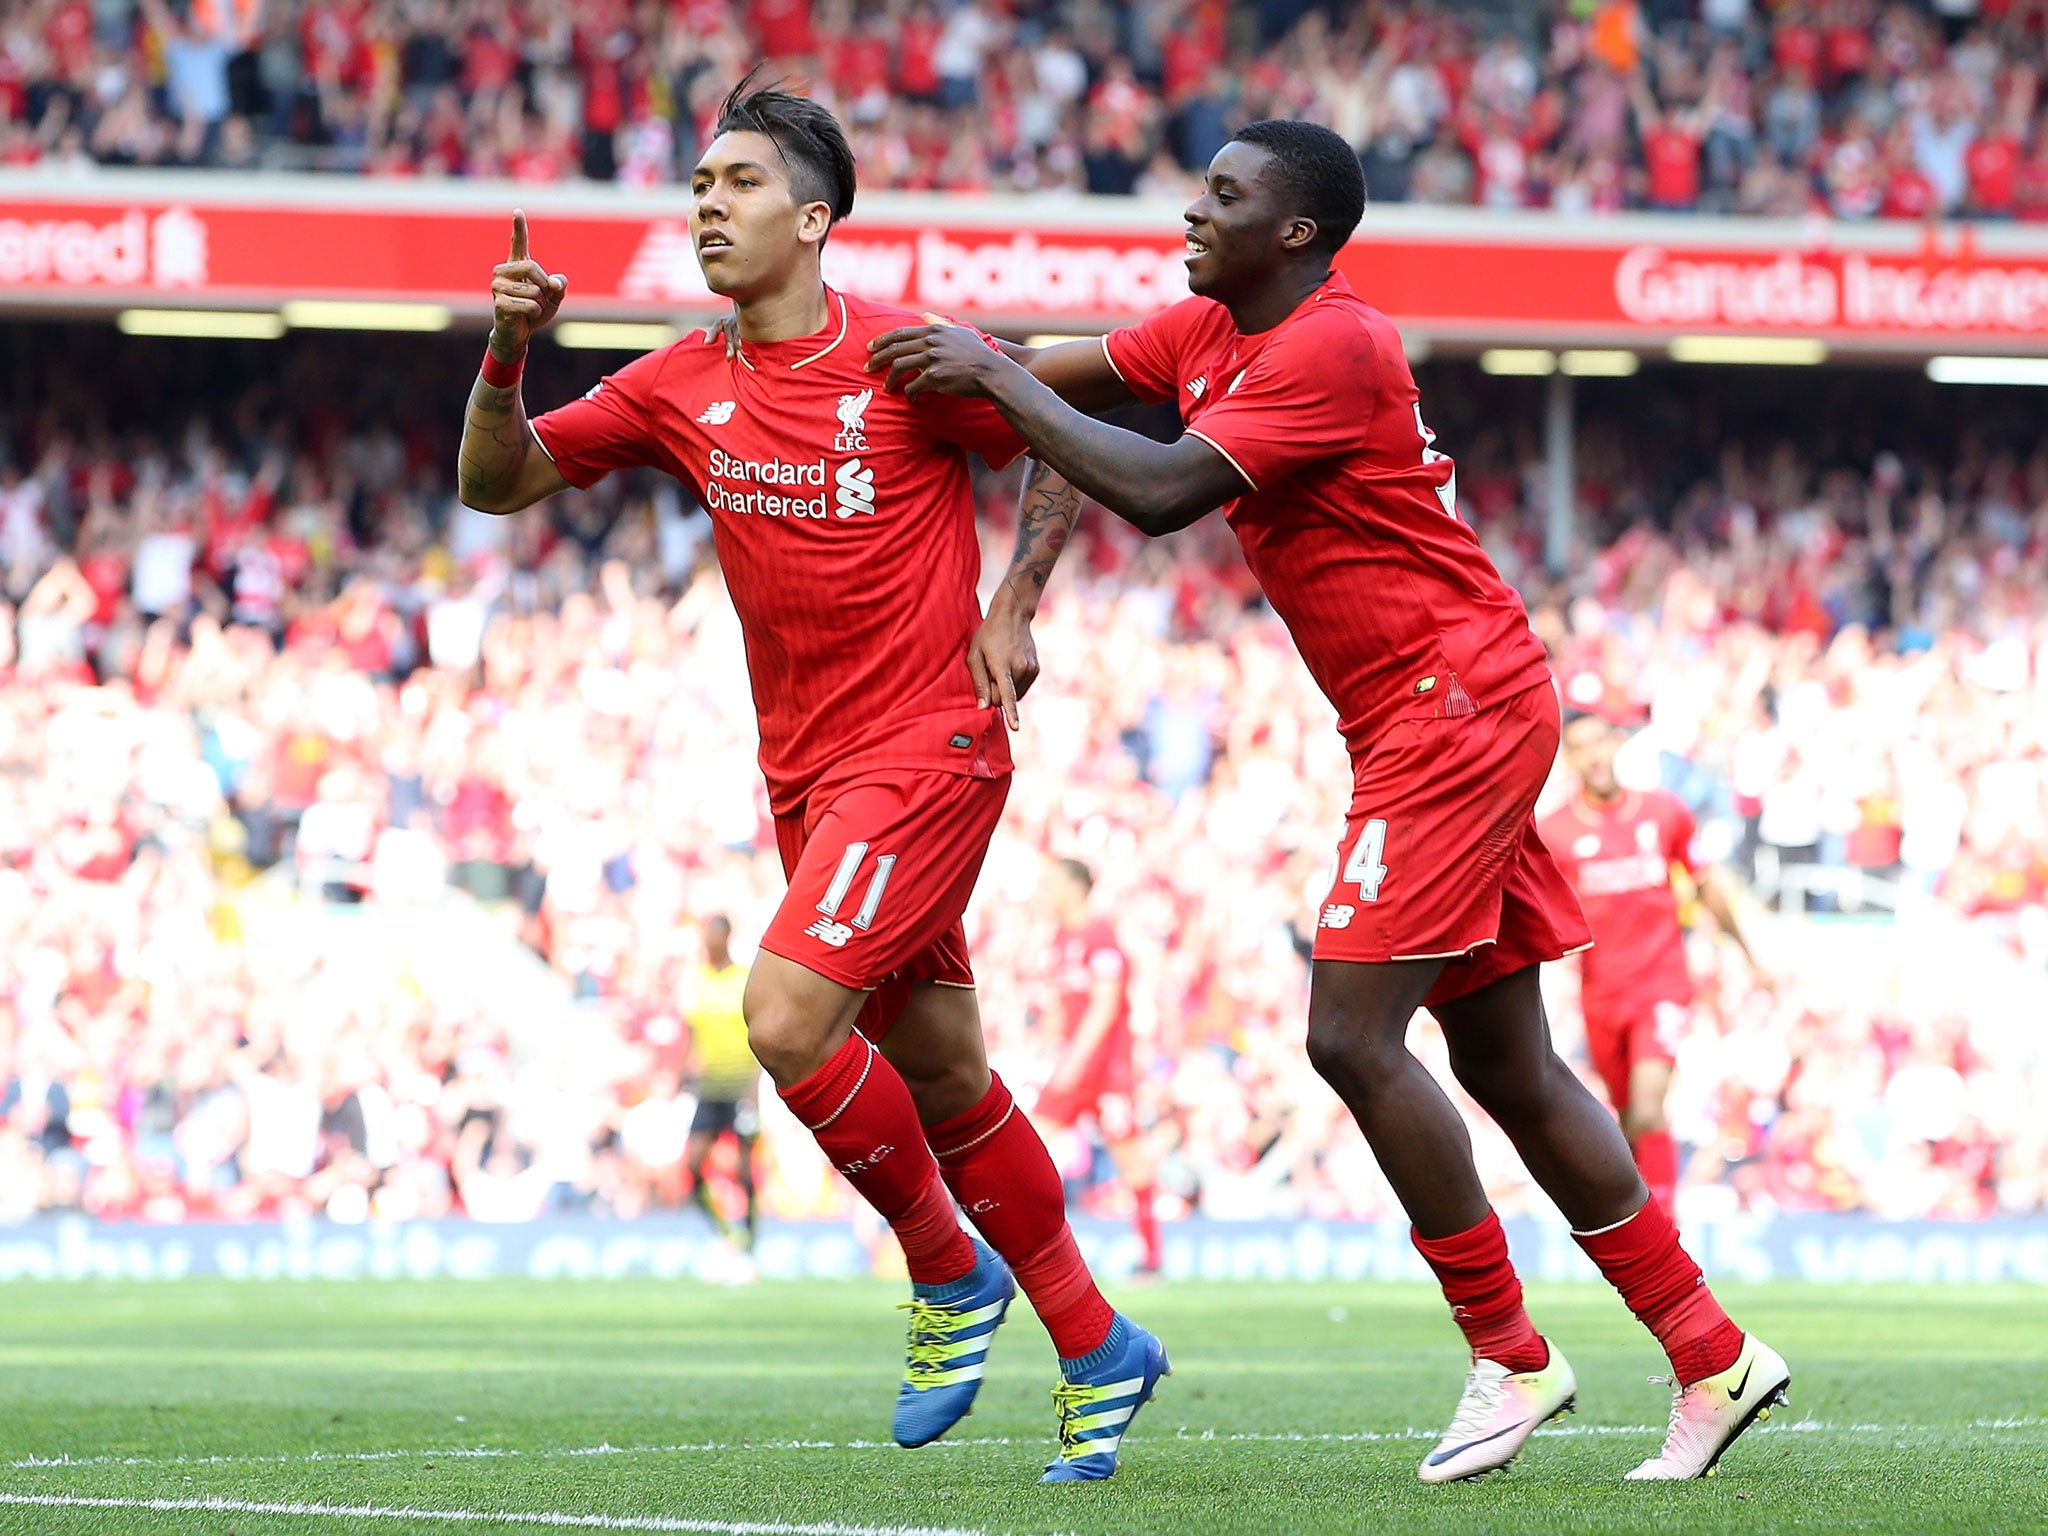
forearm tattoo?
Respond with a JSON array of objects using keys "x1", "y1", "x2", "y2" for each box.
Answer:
[
  {"x1": 1003, "y1": 457, "x2": 1084, "y2": 607},
  {"x1": 458, "y1": 374, "x2": 529, "y2": 509}
]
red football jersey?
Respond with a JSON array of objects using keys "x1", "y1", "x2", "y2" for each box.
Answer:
[
  {"x1": 1103, "y1": 274, "x2": 1550, "y2": 757},
  {"x1": 1537, "y1": 788, "x2": 1699, "y2": 1014},
  {"x1": 1052, "y1": 917, "x2": 1132, "y2": 1071},
  {"x1": 532, "y1": 289, "x2": 1025, "y2": 812}
]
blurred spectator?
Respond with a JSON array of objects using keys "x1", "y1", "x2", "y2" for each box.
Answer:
[
  {"x1": 0, "y1": 328, "x2": 2044, "y2": 1229},
  {"x1": 1, "y1": 0, "x2": 2046, "y2": 214}
]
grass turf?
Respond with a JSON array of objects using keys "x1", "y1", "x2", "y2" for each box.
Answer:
[{"x1": 0, "y1": 1277, "x2": 2042, "y2": 1535}]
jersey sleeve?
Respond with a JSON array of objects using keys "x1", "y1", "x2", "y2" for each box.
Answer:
[
  {"x1": 1102, "y1": 298, "x2": 1205, "y2": 405},
  {"x1": 530, "y1": 345, "x2": 671, "y2": 489},
  {"x1": 1181, "y1": 309, "x2": 1379, "y2": 491},
  {"x1": 911, "y1": 331, "x2": 1027, "y2": 468}
]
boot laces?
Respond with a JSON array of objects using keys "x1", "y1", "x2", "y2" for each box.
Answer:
[
  {"x1": 1443, "y1": 1363, "x2": 1509, "y2": 1441},
  {"x1": 898, "y1": 1298, "x2": 964, "y2": 1388},
  {"x1": 1051, "y1": 1380, "x2": 1098, "y2": 1457}
]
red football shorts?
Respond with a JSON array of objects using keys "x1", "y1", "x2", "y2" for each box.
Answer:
[
  {"x1": 761, "y1": 768, "x2": 1009, "y2": 1038},
  {"x1": 1035, "y1": 1057, "x2": 1136, "y2": 1137},
  {"x1": 1583, "y1": 995, "x2": 1688, "y2": 1111},
  {"x1": 1314, "y1": 683, "x2": 1592, "y2": 1009}
]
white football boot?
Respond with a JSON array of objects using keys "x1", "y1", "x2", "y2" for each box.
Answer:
[
  {"x1": 1417, "y1": 1340, "x2": 1577, "y2": 1484},
  {"x1": 1626, "y1": 1333, "x2": 1791, "y2": 1480}
]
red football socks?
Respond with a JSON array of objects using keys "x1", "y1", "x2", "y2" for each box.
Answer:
[
  {"x1": 1132, "y1": 1185, "x2": 1163, "y2": 1274},
  {"x1": 927, "y1": 1073, "x2": 1114, "y2": 1360},
  {"x1": 1412, "y1": 1211, "x2": 1548, "y2": 1373},
  {"x1": 778, "y1": 1033, "x2": 975, "y2": 1286},
  {"x1": 1632, "y1": 1129, "x2": 1679, "y2": 1214},
  {"x1": 1574, "y1": 1197, "x2": 1743, "y2": 1384}
]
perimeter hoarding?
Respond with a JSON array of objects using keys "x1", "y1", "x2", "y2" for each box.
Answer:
[
  {"x1": 5, "y1": 1214, "x2": 2048, "y2": 1284},
  {"x1": 2, "y1": 174, "x2": 2047, "y2": 350}
]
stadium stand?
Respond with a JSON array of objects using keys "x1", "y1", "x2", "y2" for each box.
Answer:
[
  {"x1": 1, "y1": 0, "x2": 2046, "y2": 214},
  {"x1": 0, "y1": 325, "x2": 2041, "y2": 1228}
]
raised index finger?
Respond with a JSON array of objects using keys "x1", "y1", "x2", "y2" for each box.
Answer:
[{"x1": 510, "y1": 209, "x2": 528, "y2": 263}]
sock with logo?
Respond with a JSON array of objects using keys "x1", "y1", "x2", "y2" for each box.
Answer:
[
  {"x1": 1132, "y1": 1184, "x2": 1163, "y2": 1274},
  {"x1": 927, "y1": 1073, "x2": 1114, "y2": 1358},
  {"x1": 778, "y1": 1032, "x2": 974, "y2": 1286},
  {"x1": 1573, "y1": 1196, "x2": 1743, "y2": 1384},
  {"x1": 1411, "y1": 1211, "x2": 1548, "y2": 1373},
  {"x1": 1631, "y1": 1129, "x2": 1679, "y2": 1215}
]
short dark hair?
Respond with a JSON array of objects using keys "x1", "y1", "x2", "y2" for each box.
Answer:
[
  {"x1": 1231, "y1": 119, "x2": 1365, "y2": 259},
  {"x1": 1055, "y1": 858, "x2": 1094, "y2": 893},
  {"x1": 713, "y1": 71, "x2": 857, "y2": 232}
]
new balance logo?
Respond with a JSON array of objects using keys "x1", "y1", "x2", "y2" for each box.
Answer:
[
  {"x1": 696, "y1": 401, "x2": 737, "y2": 425},
  {"x1": 804, "y1": 917, "x2": 853, "y2": 947},
  {"x1": 834, "y1": 458, "x2": 876, "y2": 518},
  {"x1": 1187, "y1": 376, "x2": 1207, "y2": 400},
  {"x1": 1319, "y1": 903, "x2": 1356, "y2": 929}
]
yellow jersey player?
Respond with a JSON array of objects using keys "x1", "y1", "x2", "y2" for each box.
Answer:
[{"x1": 680, "y1": 915, "x2": 761, "y2": 1251}]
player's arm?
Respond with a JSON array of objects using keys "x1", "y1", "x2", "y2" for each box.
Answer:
[
  {"x1": 988, "y1": 337, "x2": 1141, "y2": 414},
  {"x1": 969, "y1": 456, "x2": 1085, "y2": 728},
  {"x1": 1695, "y1": 865, "x2": 1775, "y2": 992},
  {"x1": 458, "y1": 210, "x2": 571, "y2": 515},
  {"x1": 1048, "y1": 963, "x2": 1124, "y2": 1092},
  {"x1": 868, "y1": 327, "x2": 1240, "y2": 534}
]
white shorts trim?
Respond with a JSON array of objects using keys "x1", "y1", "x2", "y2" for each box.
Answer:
[{"x1": 1386, "y1": 938, "x2": 1499, "y2": 963}]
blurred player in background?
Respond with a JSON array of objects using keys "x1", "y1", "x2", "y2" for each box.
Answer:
[
  {"x1": 679, "y1": 915, "x2": 761, "y2": 1254},
  {"x1": 1540, "y1": 712, "x2": 1773, "y2": 1212},
  {"x1": 454, "y1": 74, "x2": 1164, "y2": 1484},
  {"x1": 1035, "y1": 859, "x2": 1162, "y2": 1278},
  {"x1": 866, "y1": 118, "x2": 1788, "y2": 1484}
]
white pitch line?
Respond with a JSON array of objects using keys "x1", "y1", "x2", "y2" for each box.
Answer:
[
  {"x1": 0, "y1": 1494, "x2": 1010, "y2": 1536},
  {"x1": 10, "y1": 1416, "x2": 2030, "y2": 1476}
]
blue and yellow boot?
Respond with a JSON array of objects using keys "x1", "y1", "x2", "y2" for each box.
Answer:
[
  {"x1": 891, "y1": 1237, "x2": 1015, "y2": 1448},
  {"x1": 1042, "y1": 1313, "x2": 1170, "y2": 1482}
]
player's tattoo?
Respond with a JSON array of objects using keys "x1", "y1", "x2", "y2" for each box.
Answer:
[
  {"x1": 999, "y1": 457, "x2": 1083, "y2": 612},
  {"x1": 458, "y1": 374, "x2": 531, "y2": 510}
]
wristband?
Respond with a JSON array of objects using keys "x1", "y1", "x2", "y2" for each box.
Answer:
[{"x1": 480, "y1": 347, "x2": 525, "y2": 388}]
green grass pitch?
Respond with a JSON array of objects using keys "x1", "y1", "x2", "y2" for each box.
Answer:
[{"x1": 2, "y1": 1278, "x2": 2043, "y2": 1535}]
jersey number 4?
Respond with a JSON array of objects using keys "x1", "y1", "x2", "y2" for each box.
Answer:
[
  {"x1": 819, "y1": 842, "x2": 896, "y2": 931},
  {"x1": 1344, "y1": 819, "x2": 1390, "y2": 903}
]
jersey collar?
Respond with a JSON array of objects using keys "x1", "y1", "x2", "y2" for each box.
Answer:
[{"x1": 735, "y1": 288, "x2": 850, "y2": 374}]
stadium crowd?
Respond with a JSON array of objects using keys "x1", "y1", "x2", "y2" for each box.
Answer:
[
  {"x1": 4, "y1": 0, "x2": 2048, "y2": 215},
  {"x1": 0, "y1": 334, "x2": 2043, "y2": 1233}
]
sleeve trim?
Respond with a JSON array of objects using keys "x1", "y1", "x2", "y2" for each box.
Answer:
[
  {"x1": 1099, "y1": 332, "x2": 1129, "y2": 386},
  {"x1": 527, "y1": 420, "x2": 560, "y2": 466},
  {"x1": 1184, "y1": 428, "x2": 1257, "y2": 492}
]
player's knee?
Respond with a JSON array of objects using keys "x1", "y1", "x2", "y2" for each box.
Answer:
[
  {"x1": 1304, "y1": 1010, "x2": 1389, "y2": 1091},
  {"x1": 742, "y1": 984, "x2": 831, "y2": 1084},
  {"x1": 894, "y1": 1052, "x2": 988, "y2": 1125},
  {"x1": 1452, "y1": 1049, "x2": 1558, "y2": 1127}
]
